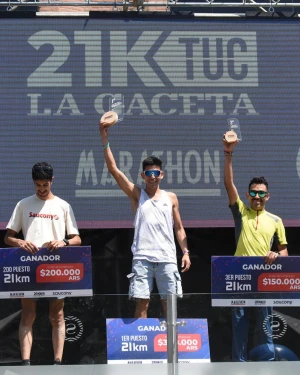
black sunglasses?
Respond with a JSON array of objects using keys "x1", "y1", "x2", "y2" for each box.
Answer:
[{"x1": 249, "y1": 190, "x2": 268, "y2": 198}]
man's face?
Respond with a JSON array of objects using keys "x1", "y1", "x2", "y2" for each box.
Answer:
[
  {"x1": 246, "y1": 183, "x2": 269, "y2": 211},
  {"x1": 141, "y1": 165, "x2": 164, "y2": 189},
  {"x1": 34, "y1": 179, "x2": 53, "y2": 200}
]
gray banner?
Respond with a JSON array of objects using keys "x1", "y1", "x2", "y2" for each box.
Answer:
[{"x1": 1, "y1": 17, "x2": 300, "y2": 228}]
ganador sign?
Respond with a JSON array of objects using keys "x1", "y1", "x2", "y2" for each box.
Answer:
[{"x1": 1, "y1": 17, "x2": 300, "y2": 229}]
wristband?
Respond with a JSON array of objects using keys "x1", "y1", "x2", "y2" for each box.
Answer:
[
  {"x1": 224, "y1": 151, "x2": 233, "y2": 156},
  {"x1": 103, "y1": 142, "x2": 110, "y2": 149},
  {"x1": 183, "y1": 250, "x2": 190, "y2": 256}
]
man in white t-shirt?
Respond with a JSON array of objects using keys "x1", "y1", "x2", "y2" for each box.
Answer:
[
  {"x1": 4, "y1": 162, "x2": 81, "y2": 365},
  {"x1": 99, "y1": 119, "x2": 191, "y2": 318}
]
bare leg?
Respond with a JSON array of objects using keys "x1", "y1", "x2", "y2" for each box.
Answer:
[
  {"x1": 134, "y1": 299, "x2": 150, "y2": 318},
  {"x1": 161, "y1": 299, "x2": 167, "y2": 317},
  {"x1": 49, "y1": 299, "x2": 65, "y2": 362},
  {"x1": 19, "y1": 299, "x2": 37, "y2": 360}
]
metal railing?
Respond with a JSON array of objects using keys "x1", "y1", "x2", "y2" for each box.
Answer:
[{"x1": 1, "y1": 0, "x2": 300, "y2": 9}]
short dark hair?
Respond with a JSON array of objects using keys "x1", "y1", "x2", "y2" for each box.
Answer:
[
  {"x1": 32, "y1": 162, "x2": 53, "y2": 181},
  {"x1": 248, "y1": 176, "x2": 268, "y2": 191},
  {"x1": 142, "y1": 156, "x2": 163, "y2": 171}
]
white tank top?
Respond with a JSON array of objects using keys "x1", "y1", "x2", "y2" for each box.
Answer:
[{"x1": 131, "y1": 190, "x2": 177, "y2": 264}]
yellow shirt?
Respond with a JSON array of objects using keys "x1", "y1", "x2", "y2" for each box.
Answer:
[{"x1": 230, "y1": 197, "x2": 287, "y2": 257}]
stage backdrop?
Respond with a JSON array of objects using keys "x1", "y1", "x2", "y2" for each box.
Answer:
[{"x1": 1, "y1": 16, "x2": 300, "y2": 229}]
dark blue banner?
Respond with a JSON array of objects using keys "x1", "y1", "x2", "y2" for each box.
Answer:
[
  {"x1": 212, "y1": 256, "x2": 300, "y2": 306},
  {"x1": 106, "y1": 318, "x2": 210, "y2": 363},
  {"x1": 1, "y1": 17, "x2": 300, "y2": 228},
  {"x1": 0, "y1": 246, "x2": 92, "y2": 298}
]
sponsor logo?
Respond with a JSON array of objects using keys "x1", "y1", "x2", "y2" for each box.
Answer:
[
  {"x1": 10, "y1": 292, "x2": 24, "y2": 298},
  {"x1": 263, "y1": 312, "x2": 287, "y2": 339},
  {"x1": 53, "y1": 291, "x2": 72, "y2": 296},
  {"x1": 65, "y1": 316, "x2": 84, "y2": 342},
  {"x1": 34, "y1": 291, "x2": 45, "y2": 297},
  {"x1": 273, "y1": 300, "x2": 292, "y2": 305},
  {"x1": 29, "y1": 212, "x2": 59, "y2": 220},
  {"x1": 231, "y1": 300, "x2": 246, "y2": 306},
  {"x1": 255, "y1": 300, "x2": 266, "y2": 305}
]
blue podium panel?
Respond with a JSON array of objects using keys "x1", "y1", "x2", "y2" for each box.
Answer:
[
  {"x1": 106, "y1": 318, "x2": 210, "y2": 364},
  {"x1": 212, "y1": 256, "x2": 300, "y2": 307},
  {"x1": 0, "y1": 246, "x2": 92, "y2": 298}
]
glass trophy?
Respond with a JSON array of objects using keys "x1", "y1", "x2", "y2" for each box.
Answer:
[
  {"x1": 109, "y1": 94, "x2": 124, "y2": 122},
  {"x1": 227, "y1": 118, "x2": 242, "y2": 141}
]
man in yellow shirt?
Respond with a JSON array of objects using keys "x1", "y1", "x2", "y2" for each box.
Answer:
[{"x1": 223, "y1": 137, "x2": 288, "y2": 362}]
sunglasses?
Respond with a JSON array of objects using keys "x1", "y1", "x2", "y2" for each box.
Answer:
[
  {"x1": 143, "y1": 170, "x2": 161, "y2": 177},
  {"x1": 249, "y1": 190, "x2": 268, "y2": 198}
]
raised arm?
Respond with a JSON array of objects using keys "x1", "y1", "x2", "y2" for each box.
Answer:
[
  {"x1": 99, "y1": 118, "x2": 140, "y2": 201},
  {"x1": 223, "y1": 135, "x2": 239, "y2": 206}
]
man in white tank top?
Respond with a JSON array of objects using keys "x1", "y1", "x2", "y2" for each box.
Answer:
[
  {"x1": 5, "y1": 162, "x2": 81, "y2": 365},
  {"x1": 99, "y1": 119, "x2": 191, "y2": 318}
]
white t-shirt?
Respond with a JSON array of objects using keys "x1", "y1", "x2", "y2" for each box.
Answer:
[
  {"x1": 6, "y1": 194, "x2": 79, "y2": 247},
  {"x1": 131, "y1": 190, "x2": 177, "y2": 264}
]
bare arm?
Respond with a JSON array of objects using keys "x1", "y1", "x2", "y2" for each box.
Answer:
[
  {"x1": 277, "y1": 245, "x2": 288, "y2": 257},
  {"x1": 99, "y1": 119, "x2": 140, "y2": 202},
  {"x1": 223, "y1": 136, "x2": 239, "y2": 206},
  {"x1": 4, "y1": 229, "x2": 39, "y2": 253},
  {"x1": 266, "y1": 245, "x2": 288, "y2": 264},
  {"x1": 47, "y1": 233, "x2": 81, "y2": 252},
  {"x1": 5, "y1": 229, "x2": 82, "y2": 253},
  {"x1": 168, "y1": 192, "x2": 191, "y2": 273},
  {"x1": 68, "y1": 234, "x2": 81, "y2": 246}
]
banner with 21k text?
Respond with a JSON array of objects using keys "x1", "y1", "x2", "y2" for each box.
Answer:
[
  {"x1": 106, "y1": 318, "x2": 210, "y2": 364},
  {"x1": 2, "y1": 18, "x2": 300, "y2": 229},
  {"x1": 212, "y1": 256, "x2": 300, "y2": 307},
  {"x1": 0, "y1": 246, "x2": 92, "y2": 298}
]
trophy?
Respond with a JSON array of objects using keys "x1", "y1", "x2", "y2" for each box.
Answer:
[
  {"x1": 109, "y1": 94, "x2": 124, "y2": 122},
  {"x1": 101, "y1": 94, "x2": 124, "y2": 127},
  {"x1": 224, "y1": 118, "x2": 242, "y2": 143}
]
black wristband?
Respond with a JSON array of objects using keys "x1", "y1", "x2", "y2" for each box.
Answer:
[{"x1": 63, "y1": 239, "x2": 69, "y2": 246}]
